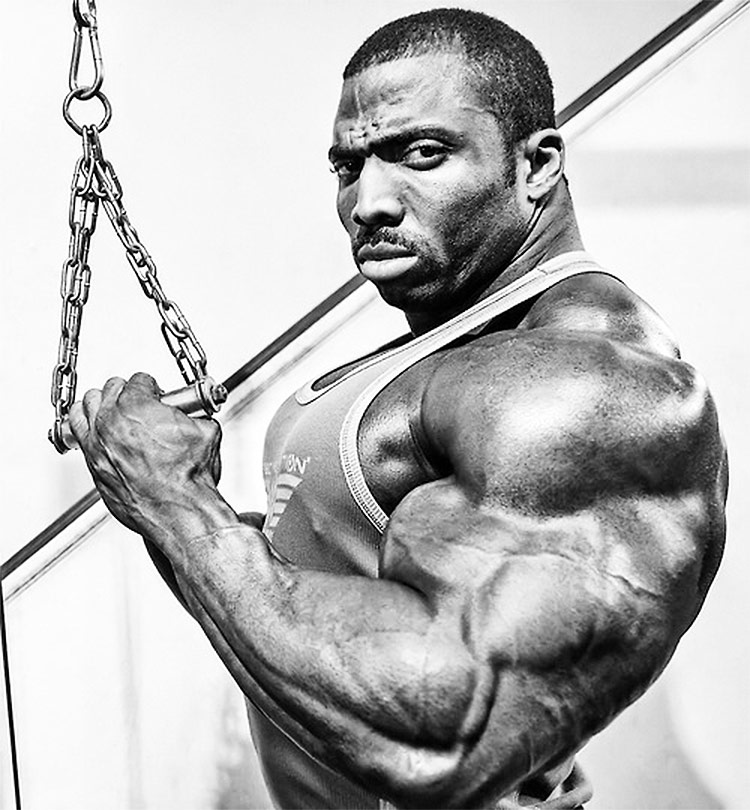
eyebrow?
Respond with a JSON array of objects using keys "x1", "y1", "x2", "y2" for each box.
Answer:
[{"x1": 328, "y1": 125, "x2": 460, "y2": 163}]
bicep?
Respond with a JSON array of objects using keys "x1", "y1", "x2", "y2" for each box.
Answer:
[
  {"x1": 379, "y1": 475, "x2": 705, "y2": 801},
  {"x1": 382, "y1": 477, "x2": 682, "y2": 668}
]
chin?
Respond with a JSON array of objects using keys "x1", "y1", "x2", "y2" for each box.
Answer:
[
  {"x1": 371, "y1": 278, "x2": 423, "y2": 308},
  {"x1": 374, "y1": 285, "x2": 450, "y2": 325}
]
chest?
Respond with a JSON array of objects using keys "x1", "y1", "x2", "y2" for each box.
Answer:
[
  {"x1": 356, "y1": 359, "x2": 445, "y2": 514},
  {"x1": 261, "y1": 351, "x2": 445, "y2": 571}
]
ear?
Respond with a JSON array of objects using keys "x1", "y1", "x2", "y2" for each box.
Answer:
[{"x1": 521, "y1": 128, "x2": 565, "y2": 202}]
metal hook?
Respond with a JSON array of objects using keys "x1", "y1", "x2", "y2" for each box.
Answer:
[
  {"x1": 73, "y1": 0, "x2": 97, "y2": 29},
  {"x1": 69, "y1": 21, "x2": 104, "y2": 99}
]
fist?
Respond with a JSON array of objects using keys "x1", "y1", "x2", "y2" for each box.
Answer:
[{"x1": 69, "y1": 372, "x2": 222, "y2": 534}]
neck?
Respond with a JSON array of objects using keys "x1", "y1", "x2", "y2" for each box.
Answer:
[
  {"x1": 405, "y1": 184, "x2": 584, "y2": 335},
  {"x1": 487, "y1": 189, "x2": 585, "y2": 290}
]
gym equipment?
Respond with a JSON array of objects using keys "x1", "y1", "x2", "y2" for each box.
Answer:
[{"x1": 49, "y1": 0, "x2": 226, "y2": 454}]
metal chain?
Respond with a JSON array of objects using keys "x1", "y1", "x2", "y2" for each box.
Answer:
[
  {"x1": 89, "y1": 129, "x2": 210, "y2": 385},
  {"x1": 51, "y1": 127, "x2": 99, "y2": 437},
  {"x1": 51, "y1": 0, "x2": 213, "y2": 451}
]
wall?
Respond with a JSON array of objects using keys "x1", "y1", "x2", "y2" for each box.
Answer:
[
  {"x1": 2, "y1": 2, "x2": 744, "y2": 808},
  {"x1": 567, "y1": 10, "x2": 750, "y2": 807},
  {"x1": 0, "y1": 0, "x2": 693, "y2": 553}
]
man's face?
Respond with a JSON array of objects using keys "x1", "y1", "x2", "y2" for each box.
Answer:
[{"x1": 330, "y1": 53, "x2": 530, "y2": 324}]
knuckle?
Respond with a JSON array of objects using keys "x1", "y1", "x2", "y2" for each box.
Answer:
[
  {"x1": 128, "y1": 371, "x2": 160, "y2": 396},
  {"x1": 130, "y1": 371, "x2": 155, "y2": 385},
  {"x1": 102, "y1": 376, "x2": 126, "y2": 397},
  {"x1": 82, "y1": 387, "x2": 101, "y2": 404}
]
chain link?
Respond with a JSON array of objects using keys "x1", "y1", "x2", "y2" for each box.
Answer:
[
  {"x1": 89, "y1": 128, "x2": 209, "y2": 384},
  {"x1": 52, "y1": 128, "x2": 99, "y2": 435},
  {"x1": 51, "y1": 1, "x2": 214, "y2": 452}
]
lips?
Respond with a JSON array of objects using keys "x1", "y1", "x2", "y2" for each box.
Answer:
[{"x1": 357, "y1": 243, "x2": 414, "y2": 263}]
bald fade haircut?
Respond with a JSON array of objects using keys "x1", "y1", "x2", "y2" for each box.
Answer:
[{"x1": 343, "y1": 7, "x2": 556, "y2": 152}]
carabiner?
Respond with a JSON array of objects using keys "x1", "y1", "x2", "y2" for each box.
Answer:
[
  {"x1": 69, "y1": 21, "x2": 104, "y2": 100},
  {"x1": 73, "y1": 0, "x2": 97, "y2": 29}
]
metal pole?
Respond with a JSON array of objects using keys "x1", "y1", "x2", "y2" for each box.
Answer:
[{"x1": 0, "y1": 576, "x2": 21, "y2": 809}]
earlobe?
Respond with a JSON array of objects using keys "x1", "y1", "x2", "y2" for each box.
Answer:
[{"x1": 523, "y1": 129, "x2": 565, "y2": 202}]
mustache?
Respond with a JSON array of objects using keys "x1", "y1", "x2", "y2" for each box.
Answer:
[{"x1": 351, "y1": 228, "x2": 424, "y2": 257}]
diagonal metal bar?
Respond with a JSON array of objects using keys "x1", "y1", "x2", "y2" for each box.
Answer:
[
  {"x1": 0, "y1": 576, "x2": 21, "y2": 808},
  {"x1": 1, "y1": 0, "x2": 733, "y2": 583},
  {"x1": 555, "y1": 0, "x2": 721, "y2": 126}
]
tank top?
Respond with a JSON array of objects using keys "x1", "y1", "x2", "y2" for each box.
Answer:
[{"x1": 250, "y1": 251, "x2": 606, "y2": 809}]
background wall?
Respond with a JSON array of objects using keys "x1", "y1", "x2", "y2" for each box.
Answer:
[
  {"x1": 1, "y1": 2, "x2": 747, "y2": 809},
  {"x1": 566, "y1": 8, "x2": 750, "y2": 808},
  {"x1": 0, "y1": 0, "x2": 693, "y2": 548}
]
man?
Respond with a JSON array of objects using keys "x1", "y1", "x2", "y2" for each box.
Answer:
[{"x1": 70, "y1": 8, "x2": 727, "y2": 809}]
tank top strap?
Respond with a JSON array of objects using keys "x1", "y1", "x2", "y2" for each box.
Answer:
[{"x1": 339, "y1": 251, "x2": 611, "y2": 534}]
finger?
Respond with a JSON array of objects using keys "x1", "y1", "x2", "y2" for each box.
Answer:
[
  {"x1": 101, "y1": 376, "x2": 126, "y2": 404},
  {"x1": 68, "y1": 399, "x2": 90, "y2": 444},
  {"x1": 126, "y1": 372, "x2": 163, "y2": 398},
  {"x1": 81, "y1": 387, "x2": 103, "y2": 423}
]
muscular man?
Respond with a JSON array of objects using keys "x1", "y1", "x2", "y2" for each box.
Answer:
[{"x1": 70, "y1": 9, "x2": 727, "y2": 809}]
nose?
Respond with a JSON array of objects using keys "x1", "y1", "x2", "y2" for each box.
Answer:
[{"x1": 350, "y1": 157, "x2": 403, "y2": 228}]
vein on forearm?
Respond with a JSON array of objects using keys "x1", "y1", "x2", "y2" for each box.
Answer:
[{"x1": 166, "y1": 523, "x2": 473, "y2": 754}]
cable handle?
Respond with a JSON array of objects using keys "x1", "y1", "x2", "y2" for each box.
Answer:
[
  {"x1": 49, "y1": 376, "x2": 228, "y2": 453},
  {"x1": 52, "y1": 3, "x2": 218, "y2": 456}
]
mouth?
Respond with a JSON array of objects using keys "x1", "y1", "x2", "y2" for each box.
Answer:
[
  {"x1": 356, "y1": 244, "x2": 418, "y2": 282},
  {"x1": 356, "y1": 243, "x2": 414, "y2": 263}
]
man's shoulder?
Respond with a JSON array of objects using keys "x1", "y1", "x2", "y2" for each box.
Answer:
[
  {"x1": 424, "y1": 271, "x2": 683, "y2": 395},
  {"x1": 519, "y1": 271, "x2": 679, "y2": 354},
  {"x1": 415, "y1": 282, "x2": 723, "y2": 511},
  {"x1": 424, "y1": 321, "x2": 708, "y2": 447},
  {"x1": 425, "y1": 272, "x2": 684, "y2": 389}
]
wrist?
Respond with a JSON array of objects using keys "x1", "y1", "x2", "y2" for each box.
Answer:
[{"x1": 136, "y1": 477, "x2": 240, "y2": 549}]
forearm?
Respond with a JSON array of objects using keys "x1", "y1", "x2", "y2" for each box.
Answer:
[
  {"x1": 64, "y1": 375, "x2": 480, "y2": 801},
  {"x1": 141, "y1": 512, "x2": 266, "y2": 614},
  {"x1": 143, "y1": 540, "x2": 192, "y2": 612},
  {"x1": 143, "y1": 484, "x2": 481, "y2": 804}
]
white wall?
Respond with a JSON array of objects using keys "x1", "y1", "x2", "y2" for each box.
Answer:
[
  {"x1": 2, "y1": 2, "x2": 744, "y2": 809},
  {"x1": 0, "y1": 0, "x2": 693, "y2": 552},
  {"x1": 567, "y1": 10, "x2": 750, "y2": 808}
]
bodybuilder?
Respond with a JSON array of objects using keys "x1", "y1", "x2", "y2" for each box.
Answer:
[{"x1": 70, "y1": 9, "x2": 727, "y2": 808}]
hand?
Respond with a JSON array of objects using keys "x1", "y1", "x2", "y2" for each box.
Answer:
[{"x1": 69, "y1": 372, "x2": 222, "y2": 535}]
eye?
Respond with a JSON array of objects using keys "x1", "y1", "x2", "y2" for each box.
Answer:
[
  {"x1": 401, "y1": 141, "x2": 449, "y2": 170},
  {"x1": 330, "y1": 157, "x2": 363, "y2": 183}
]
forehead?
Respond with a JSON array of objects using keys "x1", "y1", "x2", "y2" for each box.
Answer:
[{"x1": 333, "y1": 53, "x2": 485, "y2": 138}]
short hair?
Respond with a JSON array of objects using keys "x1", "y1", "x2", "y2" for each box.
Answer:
[{"x1": 343, "y1": 8, "x2": 555, "y2": 150}]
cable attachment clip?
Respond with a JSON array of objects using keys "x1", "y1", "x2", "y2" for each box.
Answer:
[
  {"x1": 64, "y1": 0, "x2": 110, "y2": 134},
  {"x1": 73, "y1": 0, "x2": 98, "y2": 28}
]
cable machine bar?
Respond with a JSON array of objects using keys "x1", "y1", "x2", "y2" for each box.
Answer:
[{"x1": 0, "y1": 576, "x2": 21, "y2": 809}]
